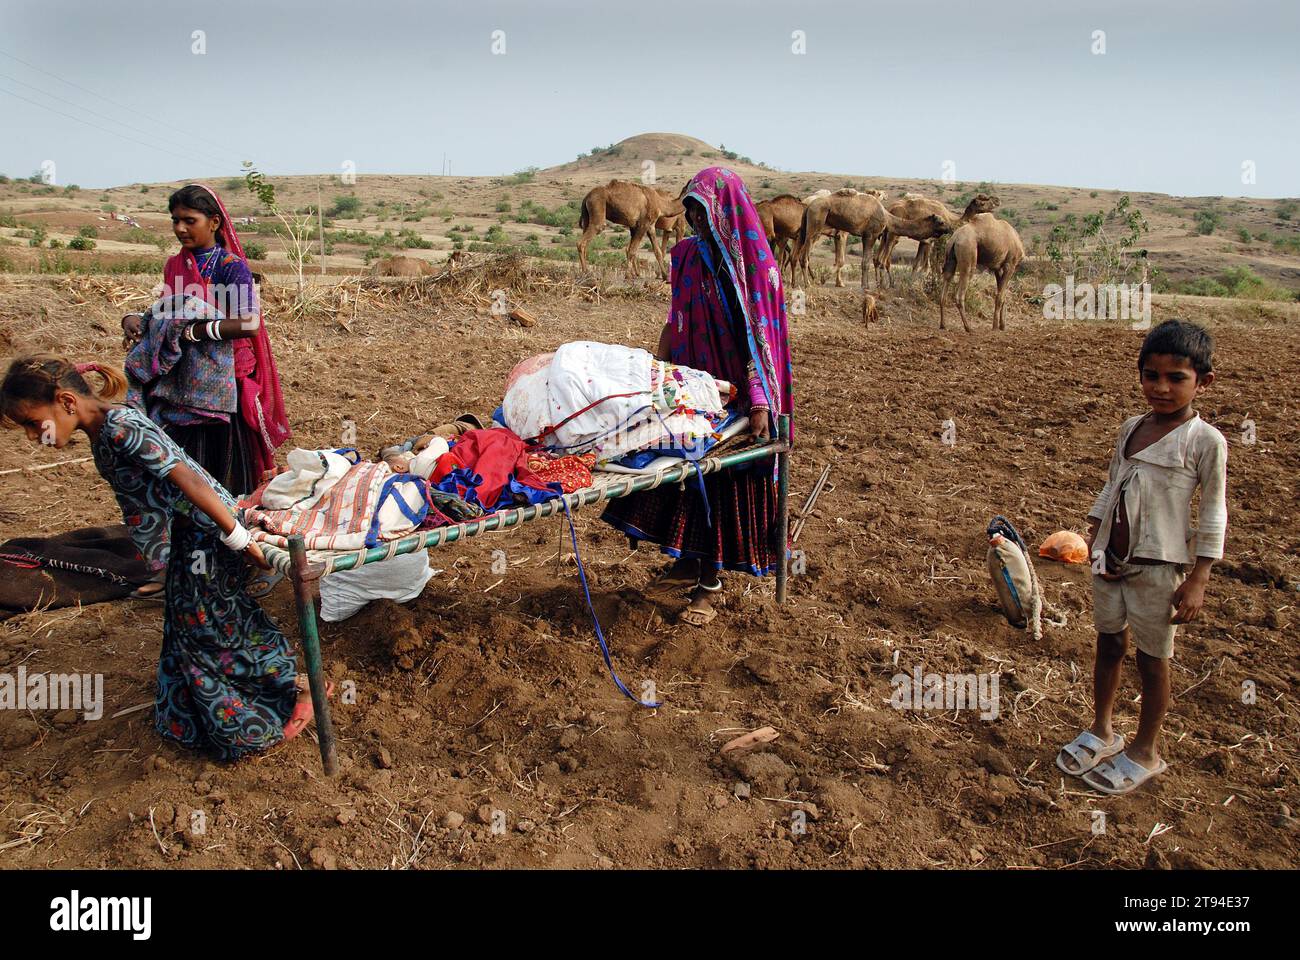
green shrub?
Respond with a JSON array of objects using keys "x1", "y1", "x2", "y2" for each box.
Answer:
[
  {"x1": 243, "y1": 241, "x2": 267, "y2": 260},
  {"x1": 1237, "y1": 227, "x2": 1252, "y2": 243},
  {"x1": 328, "y1": 194, "x2": 362, "y2": 217},
  {"x1": 68, "y1": 235, "x2": 95, "y2": 250},
  {"x1": 496, "y1": 199, "x2": 512, "y2": 212},
  {"x1": 28, "y1": 225, "x2": 48, "y2": 247},
  {"x1": 1277, "y1": 200, "x2": 1297, "y2": 221},
  {"x1": 1193, "y1": 210, "x2": 1221, "y2": 235},
  {"x1": 77, "y1": 225, "x2": 98, "y2": 239}
]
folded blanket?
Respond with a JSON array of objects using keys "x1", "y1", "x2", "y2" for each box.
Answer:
[
  {"x1": 246, "y1": 460, "x2": 427, "y2": 551},
  {"x1": 503, "y1": 341, "x2": 730, "y2": 463},
  {"x1": 260, "y1": 448, "x2": 356, "y2": 510}
]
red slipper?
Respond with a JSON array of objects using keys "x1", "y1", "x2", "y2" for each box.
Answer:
[{"x1": 282, "y1": 680, "x2": 335, "y2": 742}]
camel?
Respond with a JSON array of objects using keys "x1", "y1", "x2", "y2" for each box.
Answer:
[
  {"x1": 754, "y1": 194, "x2": 808, "y2": 281},
  {"x1": 794, "y1": 189, "x2": 946, "y2": 289},
  {"x1": 875, "y1": 193, "x2": 1000, "y2": 285},
  {"x1": 577, "y1": 180, "x2": 682, "y2": 278},
  {"x1": 788, "y1": 188, "x2": 865, "y2": 287},
  {"x1": 939, "y1": 212, "x2": 1025, "y2": 332},
  {"x1": 655, "y1": 209, "x2": 686, "y2": 255},
  {"x1": 371, "y1": 255, "x2": 434, "y2": 277}
]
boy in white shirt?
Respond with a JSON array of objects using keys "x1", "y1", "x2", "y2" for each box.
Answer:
[{"x1": 1056, "y1": 320, "x2": 1228, "y2": 794}]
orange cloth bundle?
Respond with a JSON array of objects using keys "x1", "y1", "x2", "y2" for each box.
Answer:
[{"x1": 1039, "y1": 530, "x2": 1089, "y2": 564}]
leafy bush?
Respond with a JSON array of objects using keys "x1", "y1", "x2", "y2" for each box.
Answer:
[
  {"x1": 496, "y1": 199, "x2": 511, "y2": 212},
  {"x1": 68, "y1": 235, "x2": 95, "y2": 250},
  {"x1": 243, "y1": 241, "x2": 267, "y2": 260},
  {"x1": 1238, "y1": 228, "x2": 1252, "y2": 243},
  {"x1": 328, "y1": 194, "x2": 362, "y2": 217},
  {"x1": 504, "y1": 168, "x2": 537, "y2": 186},
  {"x1": 1193, "y1": 210, "x2": 1221, "y2": 235},
  {"x1": 77, "y1": 225, "x2": 98, "y2": 239},
  {"x1": 1277, "y1": 200, "x2": 1298, "y2": 221},
  {"x1": 28, "y1": 224, "x2": 48, "y2": 247}
]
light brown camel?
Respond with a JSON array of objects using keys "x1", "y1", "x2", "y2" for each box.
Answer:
[
  {"x1": 939, "y1": 212, "x2": 1025, "y2": 332},
  {"x1": 655, "y1": 210, "x2": 686, "y2": 255},
  {"x1": 576, "y1": 180, "x2": 681, "y2": 278},
  {"x1": 370, "y1": 255, "x2": 435, "y2": 277},
  {"x1": 794, "y1": 189, "x2": 946, "y2": 289},
  {"x1": 875, "y1": 193, "x2": 1000, "y2": 285},
  {"x1": 790, "y1": 188, "x2": 863, "y2": 287},
  {"x1": 754, "y1": 194, "x2": 807, "y2": 280}
]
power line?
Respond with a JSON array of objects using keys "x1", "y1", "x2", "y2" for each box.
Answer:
[
  {"x1": 0, "y1": 47, "x2": 281, "y2": 177},
  {"x1": 0, "y1": 70, "x2": 248, "y2": 170},
  {"x1": 0, "y1": 85, "x2": 233, "y2": 176}
]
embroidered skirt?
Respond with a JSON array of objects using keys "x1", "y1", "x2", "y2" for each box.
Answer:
[
  {"x1": 601, "y1": 464, "x2": 777, "y2": 576},
  {"x1": 155, "y1": 514, "x2": 297, "y2": 760}
]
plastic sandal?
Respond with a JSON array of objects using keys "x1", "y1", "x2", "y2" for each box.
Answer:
[
  {"x1": 282, "y1": 680, "x2": 335, "y2": 742},
  {"x1": 1082, "y1": 752, "x2": 1168, "y2": 795},
  {"x1": 1056, "y1": 730, "x2": 1125, "y2": 776}
]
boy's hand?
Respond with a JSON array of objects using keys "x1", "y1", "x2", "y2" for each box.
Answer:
[{"x1": 1171, "y1": 574, "x2": 1207, "y2": 624}]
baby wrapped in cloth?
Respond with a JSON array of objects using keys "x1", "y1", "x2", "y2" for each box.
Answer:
[{"x1": 502, "y1": 341, "x2": 733, "y2": 463}]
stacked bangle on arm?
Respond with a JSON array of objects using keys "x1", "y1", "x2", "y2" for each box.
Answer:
[{"x1": 183, "y1": 320, "x2": 225, "y2": 343}]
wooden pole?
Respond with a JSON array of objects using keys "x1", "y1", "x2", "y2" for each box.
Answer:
[
  {"x1": 775, "y1": 414, "x2": 791, "y2": 604},
  {"x1": 316, "y1": 181, "x2": 326, "y2": 275},
  {"x1": 288, "y1": 534, "x2": 337, "y2": 775}
]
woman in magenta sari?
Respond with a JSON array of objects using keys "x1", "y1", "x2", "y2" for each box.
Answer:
[
  {"x1": 602, "y1": 167, "x2": 794, "y2": 625},
  {"x1": 121, "y1": 184, "x2": 290, "y2": 596}
]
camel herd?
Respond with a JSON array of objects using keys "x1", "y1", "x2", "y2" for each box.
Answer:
[{"x1": 576, "y1": 178, "x2": 1024, "y2": 331}]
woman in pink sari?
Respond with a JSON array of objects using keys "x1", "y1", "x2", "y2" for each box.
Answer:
[
  {"x1": 121, "y1": 184, "x2": 290, "y2": 595},
  {"x1": 602, "y1": 167, "x2": 794, "y2": 625}
]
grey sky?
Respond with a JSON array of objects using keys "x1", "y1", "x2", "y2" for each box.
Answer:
[{"x1": 1, "y1": 0, "x2": 1296, "y2": 197}]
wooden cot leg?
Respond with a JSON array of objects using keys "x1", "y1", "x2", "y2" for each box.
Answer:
[
  {"x1": 775, "y1": 414, "x2": 791, "y2": 604},
  {"x1": 288, "y1": 534, "x2": 338, "y2": 776}
]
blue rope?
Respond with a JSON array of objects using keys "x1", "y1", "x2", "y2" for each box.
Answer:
[{"x1": 559, "y1": 497, "x2": 661, "y2": 708}]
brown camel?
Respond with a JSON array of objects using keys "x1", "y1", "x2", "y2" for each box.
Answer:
[
  {"x1": 795, "y1": 189, "x2": 946, "y2": 289},
  {"x1": 755, "y1": 194, "x2": 808, "y2": 280},
  {"x1": 939, "y1": 212, "x2": 1025, "y2": 332},
  {"x1": 788, "y1": 189, "x2": 857, "y2": 287},
  {"x1": 876, "y1": 193, "x2": 1000, "y2": 285},
  {"x1": 656, "y1": 209, "x2": 686, "y2": 255},
  {"x1": 370, "y1": 255, "x2": 435, "y2": 277},
  {"x1": 576, "y1": 180, "x2": 682, "y2": 278}
]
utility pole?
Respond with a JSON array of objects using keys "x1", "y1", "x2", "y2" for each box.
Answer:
[{"x1": 317, "y1": 180, "x2": 326, "y2": 275}]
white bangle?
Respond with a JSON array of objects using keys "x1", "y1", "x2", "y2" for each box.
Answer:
[
  {"x1": 207, "y1": 320, "x2": 223, "y2": 341},
  {"x1": 220, "y1": 522, "x2": 252, "y2": 552}
]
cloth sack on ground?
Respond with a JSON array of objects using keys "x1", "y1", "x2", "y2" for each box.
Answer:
[
  {"x1": 319, "y1": 549, "x2": 435, "y2": 622},
  {"x1": 0, "y1": 525, "x2": 153, "y2": 620},
  {"x1": 247, "y1": 460, "x2": 427, "y2": 551},
  {"x1": 502, "y1": 341, "x2": 731, "y2": 463},
  {"x1": 260, "y1": 448, "x2": 355, "y2": 510}
]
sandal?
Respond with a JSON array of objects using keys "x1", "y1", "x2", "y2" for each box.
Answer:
[
  {"x1": 1056, "y1": 730, "x2": 1125, "y2": 776},
  {"x1": 128, "y1": 574, "x2": 166, "y2": 601},
  {"x1": 246, "y1": 569, "x2": 285, "y2": 600},
  {"x1": 1082, "y1": 751, "x2": 1168, "y2": 796},
  {"x1": 679, "y1": 577, "x2": 722, "y2": 628},
  {"x1": 282, "y1": 679, "x2": 335, "y2": 742},
  {"x1": 644, "y1": 562, "x2": 701, "y2": 598}
]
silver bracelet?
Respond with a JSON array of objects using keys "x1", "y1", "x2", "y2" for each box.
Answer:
[{"x1": 207, "y1": 320, "x2": 222, "y2": 341}]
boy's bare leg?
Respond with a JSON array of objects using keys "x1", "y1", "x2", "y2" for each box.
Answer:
[
  {"x1": 1090, "y1": 629, "x2": 1128, "y2": 742},
  {"x1": 1128, "y1": 651, "x2": 1170, "y2": 768}
]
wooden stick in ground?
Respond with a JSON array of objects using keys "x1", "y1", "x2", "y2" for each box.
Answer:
[
  {"x1": 791, "y1": 463, "x2": 832, "y2": 545},
  {"x1": 0, "y1": 457, "x2": 93, "y2": 477}
]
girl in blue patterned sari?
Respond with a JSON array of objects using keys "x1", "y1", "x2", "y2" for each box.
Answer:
[{"x1": 1, "y1": 356, "x2": 320, "y2": 761}]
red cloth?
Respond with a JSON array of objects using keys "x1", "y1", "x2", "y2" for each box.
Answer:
[
  {"x1": 163, "y1": 184, "x2": 290, "y2": 474},
  {"x1": 526, "y1": 452, "x2": 596, "y2": 493},
  {"x1": 431, "y1": 428, "x2": 553, "y2": 507}
]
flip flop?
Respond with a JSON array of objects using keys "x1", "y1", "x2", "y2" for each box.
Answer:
[
  {"x1": 246, "y1": 570, "x2": 285, "y2": 600},
  {"x1": 643, "y1": 565, "x2": 701, "y2": 598},
  {"x1": 1082, "y1": 751, "x2": 1168, "y2": 796},
  {"x1": 1056, "y1": 730, "x2": 1125, "y2": 776},
  {"x1": 679, "y1": 577, "x2": 722, "y2": 627},
  {"x1": 282, "y1": 680, "x2": 335, "y2": 742}
]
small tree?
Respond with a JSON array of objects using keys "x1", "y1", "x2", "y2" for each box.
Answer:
[
  {"x1": 242, "y1": 161, "x2": 315, "y2": 297},
  {"x1": 1044, "y1": 195, "x2": 1149, "y2": 286}
]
